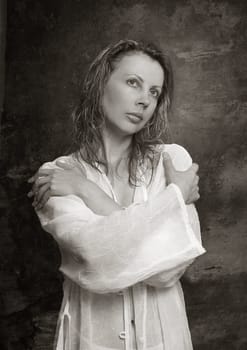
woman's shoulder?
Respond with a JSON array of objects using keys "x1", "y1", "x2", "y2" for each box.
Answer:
[
  {"x1": 39, "y1": 153, "x2": 94, "y2": 179},
  {"x1": 155, "y1": 143, "x2": 192, "y2": 171},
  {"x1": 39, "y1": 154, "x2": 77, "y2": 170}
]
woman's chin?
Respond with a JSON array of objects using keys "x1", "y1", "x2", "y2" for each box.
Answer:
[{"x1": 104, "y1": 123, "x2": 142, "y2": 139}]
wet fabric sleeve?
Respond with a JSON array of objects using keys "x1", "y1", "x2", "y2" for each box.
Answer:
[
  {"x1": 143, "y1": 203, "x2": 201, "y2": 288},
  {"x1": 37, "y1": 182, "x2": 205, "y2": 294},
  {"x1": 143, "y1": 144, "x2": 202, "y2": 288}
]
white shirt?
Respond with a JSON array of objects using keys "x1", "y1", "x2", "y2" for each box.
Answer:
[{"x1": 37, "y1": 144, "x2": 205, "y2": 350}]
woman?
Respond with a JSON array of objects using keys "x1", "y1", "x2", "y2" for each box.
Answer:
[{"x1": 29, "y1": 40, "x2": 205, "y2": 350}]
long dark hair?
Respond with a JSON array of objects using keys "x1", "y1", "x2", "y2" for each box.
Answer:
[{"x1": 72, "y1": 39, "x2": 173, "y2": 185}]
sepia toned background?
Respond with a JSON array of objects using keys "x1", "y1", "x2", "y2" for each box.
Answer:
[{"x1": 0, "y1": 0, "x2": 247, "y2": 349}]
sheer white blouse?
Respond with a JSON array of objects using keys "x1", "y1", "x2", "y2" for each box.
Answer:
[{"x1": 36, "y1": 144, "x2": 205, "y2": 350}]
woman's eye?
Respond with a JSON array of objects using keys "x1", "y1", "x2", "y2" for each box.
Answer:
[
  {"x1": 150, "y1": 89, "x2": 160, "y2": 99},
  {"x1": 127, "y1": 79, "x2": 138, "y2": 87}
]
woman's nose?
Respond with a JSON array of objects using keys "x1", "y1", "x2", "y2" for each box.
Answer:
[{"x1": 136, "y1": 90, "x2": 150, "y2": 109}]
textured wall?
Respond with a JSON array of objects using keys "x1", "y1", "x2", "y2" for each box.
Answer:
[
  {"x1": 0, "y1": 0, "x2": 6, "y2": 128},
  {"x1": 1, "y1": 0, "x2": 247, "y2": 349}
]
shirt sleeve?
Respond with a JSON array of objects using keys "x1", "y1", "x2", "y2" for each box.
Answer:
[
  {"x1": 143, "y1": 203, "x2": 201, "y2": 288},
  {"x1": 144, "y1": 144, "x2": 203, "y2": 288},
  {"x1": 36, "y1": 152, "x2": 205, "y2": 294}
]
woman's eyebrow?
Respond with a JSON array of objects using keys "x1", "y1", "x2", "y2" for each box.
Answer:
[
  {"x1": 126, "y1": 74, "x2": 162, "y2": 88},
  {"x1": 125, "y1": 73, "x2": 144, "y2": 82}
]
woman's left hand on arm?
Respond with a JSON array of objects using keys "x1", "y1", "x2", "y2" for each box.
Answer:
[
  {"x1": 27, "y1": 160, "x2": 86, "y2": 210},
  {"x1": 28, "y1": 160, "x2": 122, "y2": 215}
]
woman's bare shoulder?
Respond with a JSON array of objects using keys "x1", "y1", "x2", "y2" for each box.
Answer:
[
  {"x1": 155, "y1": 143, "x2": 193, "y2": 171},
  {"x1": 39, "y1": 154, "x2": 76, "y2": 170}
]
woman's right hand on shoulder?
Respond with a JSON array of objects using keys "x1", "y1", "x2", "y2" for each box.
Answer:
[
  {"x1": 27, "y1": 160, "x2": 88, "y2": 210},
  {"x1": 162, "y1": 152, "x2": 200, "y2": 204}
]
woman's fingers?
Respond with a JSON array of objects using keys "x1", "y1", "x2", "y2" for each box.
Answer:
[
  {"x1": 186, "y1": 185, "x2": 200, "y2": 204},
  {"x1": 35, "y1": 175, "x2": 51, "y2": 187},
  {"x1": 162, "y1": 153, "x2": 175, "y2": 184},
  {"x1": 31, "y1": 175, "x2": 51, "y2": 197},
  {"x1": 35, "y1": 190, "x2": 51, "y2": 210},
  {"x1": 27, "y1": 190, "x2": 34, "y2": 198},
  {"x1": 28, "y1": 175, "x2": 51, "y2": 198},
  {"x1": 190, "y1": 163, "x2": 199, "y2": 173},
  {"x1": 33, "y1": 185, "x2": 51, "y2": 209},
  {"x1": 28, "y1": 168, "x2": 54, "y2": 183},
  {"x1": 191, "y1": 175, "x2": 199, "y2": 188},
  {"x1": 194, "y1": 175, "x2": 199, "y2": 185},
  {"x1": 28, "y1": 162, "x2": 87, "y2": 203},
  {"x1": 34, "y1": 182, "x2": 50, "y2": 205}
]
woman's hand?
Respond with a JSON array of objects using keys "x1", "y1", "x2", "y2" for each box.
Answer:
[
  {"x1": 162, "y1": 153, "x2": 200, "y2": 204},
  {"x1": 28, "y1": 160, "x2": 122, "y2": 215},
  {"x1": 28, "y1": 160, "x2": 87, "y2": 209}
]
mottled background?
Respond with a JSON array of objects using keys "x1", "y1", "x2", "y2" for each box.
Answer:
[{"x1": 0, "y1": 0, "x2": 247, "y2": 349}]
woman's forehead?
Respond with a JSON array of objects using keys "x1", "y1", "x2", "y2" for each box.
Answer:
[{"x1": 111, "y1": 53, "x2": 164, "y2": 87}]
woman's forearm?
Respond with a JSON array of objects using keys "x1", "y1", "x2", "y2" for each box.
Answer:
[{"x1": 78, "y1": 179, "x2": 122, "y2": 215}]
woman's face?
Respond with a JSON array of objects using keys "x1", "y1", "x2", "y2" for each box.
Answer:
[{"x1": 102, "y1": 53, "x2": 164, "y2": 138}]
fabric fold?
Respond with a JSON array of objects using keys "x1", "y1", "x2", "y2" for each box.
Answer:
[{"x1": 38, "y1": 183, "x2": 204, "y2": 294}]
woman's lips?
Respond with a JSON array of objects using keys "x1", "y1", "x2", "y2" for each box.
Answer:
[{"x1": 126, "y1": 113, "x2": 143, "y2": 123}]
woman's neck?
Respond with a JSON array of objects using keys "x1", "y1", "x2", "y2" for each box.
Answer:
[{"x1": 101, "y1": 128, "x2": 132, "y2": 167}]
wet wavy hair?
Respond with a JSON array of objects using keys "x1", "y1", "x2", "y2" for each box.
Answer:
[{"x1": 72, "y1": 39, "x2": 173, "y2": 185}]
